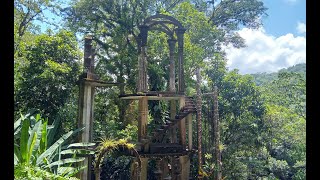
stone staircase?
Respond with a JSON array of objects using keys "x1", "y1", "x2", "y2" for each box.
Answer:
[{"x1": 137, "y1": 97, "x2": 196, "y2": 152}]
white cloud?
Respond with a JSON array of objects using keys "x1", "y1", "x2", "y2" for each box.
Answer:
[
  {"x1": 296, "y1": 22, "x2": 306, "y2": 34},
  {"x1": 224, "y1": 28, "x2": 306, "y2": 74}
]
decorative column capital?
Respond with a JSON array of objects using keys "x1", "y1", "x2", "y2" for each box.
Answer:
[
  {"x1": 136, "y1": 34, "x2": 142, "y2": 53},
  {"x1": 139, "y1": 25, "x2": 149, "y2": 46},
  {"x1": 84, "y1": 36, "x2": 93, "y2": 59},
  {"x1": 175, "y1": 28, "x2": 186, "y2": 49},
  {"x1": 175, "y1": 28, "x2": 186, "y2": 33},
  {"x1": 167, "y1": 38, "x2": 177, "y2": 52},
  {"x1": 82, "y1": 35, "x2": 99, "y2": 80}
]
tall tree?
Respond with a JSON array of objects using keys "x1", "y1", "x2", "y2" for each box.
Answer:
[
  {"x1": 15, "y1": 30, "x2": 81, "y2": 122},
  {"x1": 261, "y1": 72, "x2": 306, "y2": 119},
  {"x1": 217, "y1": 70, "x2": 266, "y2": 179}
]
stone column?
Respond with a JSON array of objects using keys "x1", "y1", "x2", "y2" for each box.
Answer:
[
  {"x1": 137, "y1": 96, "x2": 149, "y2": 180},
  {"x1": 187, "y1": 114, "x2": 192, "y2": 150},
  {"x1": 175, "y1": 28, "x2": 186, "y2": 93},
  {"x1": 137, "y1": 25, "x2": 149, "y2": 92},
  {"x1": 168, "y1": 38, "x2": 177, "y2": 144},
  {"x1": 170, "y1": 100, "x2": 177, "y2": 144},
  {"x1": 78, "y1": 36, "x2": 96, "y2": 180},
  {"x1": 140, "y1": 157, "x2": 149, "y2": 180},
  {"x1": 83, "y1": 36, "x2": 96, "y2": 79},
  {"x1": 154, "y1": 159, "x2": 164, "y2": 180},
  {"x1": 168, "y1": 38, "x2": 177, "y2": 92},
  {"x1": 179, "y1": 155, "x2": 190, "y2": 180},
  {"x1": 178, "y1": 97, "x2": 186, "y2": 147},
  {"x1": 173, "y1": 156, "x2": 181, "y2": 180},
  {"x1": 138, "y1": 96, "x2": 148, "y2": 151}
]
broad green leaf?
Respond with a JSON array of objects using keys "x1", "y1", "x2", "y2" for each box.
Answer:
[
  {"x1": 20, "y1": 118, "x2": 30, "y2": 163},
  {"x1": 36, "y1": 127, "x2": 84, "y2": 166},
  {"x1": 58, "y1": 144, "x2": 62, "y2": 169},
  {"x1": 14, "y1": 109, "x2": 36, "y2": 137},
  {"x1": 14, "y1": 142, "x2": 23, "y2": 166},
  {"x1": 62, "y1": 166, "x2": 86, "y2": 177},
  {"x1": 47, "y1": 125, "x2": 54, "y2": 130},
  {"x1": 29, "y1": 120, "x2": 43, "y2": 163},
  {"x1": 47, "y1": 117, "x2": 61, "y2": 146},
  {"x1": 14, "y1": 119, "x2": 22, "y2": 134},
  {"x1": 45, "y1": 157, "x2": 85, "y2": 168},
  {"x1": 56, "y1": 166, "x2": 85, "y2": 177},
  {"x1": 35, "y1": 114, "x2": 41, "y2": 121},
  {"x1": 14, "y1": 143, "x2": 22, "y2": 164},
  {"x1": 57, "y1": 167, "x2": 75, "y2": 176},
  {"x1": 60, "y1": 149, "x2": 95, "y2": 155},
  {"x1": 27, "y1": 132, "x2": 37, "y2": 164},
  {"x1": 39, "y1": 120, "x2": 48, "y2": 154},
  {"x1": 14, "y1": 153, "x2": 18, "y2": 166},
  {"x1": 67, "y1": 142, "x2": 96, "y2": 148}
]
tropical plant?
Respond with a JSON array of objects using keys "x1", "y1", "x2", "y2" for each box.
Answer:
[
  {"x1": 14, "y1": 111, "x2": 95, "y2": 179},
  {"x1": 94, "y1": 138, "x2": 140, "y2": 180}
]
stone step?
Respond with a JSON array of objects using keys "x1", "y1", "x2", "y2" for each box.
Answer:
[
  {"x1": 149, "y1": 143, "x2": 184, "y2": 154},
  {"x1": 161, "y1": 124, "x2": 169, "y2": 129},
  {"x1": 141, "y1": 138, "x2": 149, "y2": 143}
]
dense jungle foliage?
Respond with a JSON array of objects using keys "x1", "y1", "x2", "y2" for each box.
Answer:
[{"x1": 14, "y1": 0, "x2": 305, "y2": 179}]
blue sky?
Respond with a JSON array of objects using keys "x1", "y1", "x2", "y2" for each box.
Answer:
[
  {"x1": 40, "y1": 0, "x2": 306, "y2": 36},
  {"x1": 36, "y1": 0, "x2": 306, "y2": 74},
  {"x1": 225, "y1": 0, "x2": 306, "y2": 74},
  {"x1": 262, "y1": 0, "x2": 306, "y2": 37}
]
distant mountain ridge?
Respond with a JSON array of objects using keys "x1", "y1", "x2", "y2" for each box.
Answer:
[{"x1": 251, "y1": 63, "x2": 306, "y2": 86}]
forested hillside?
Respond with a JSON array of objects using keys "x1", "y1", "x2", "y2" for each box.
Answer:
[
  {"x1": 14, "y1": 0, "x2": 305, "y2": 179},
  {"x1": 251, "y1": 63, "x2": 306, "y2": 86}
]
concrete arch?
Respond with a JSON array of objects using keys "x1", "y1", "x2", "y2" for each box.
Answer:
[{"x1": 143, "y1": 14, "x2": 184, "y2": 29}]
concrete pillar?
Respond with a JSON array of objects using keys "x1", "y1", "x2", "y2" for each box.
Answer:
[
  {"x1": 78, "y1": 82, "x2": 95, "y2": 180},
  {"x1": 138, "y1": 96, "x2": 148, "y2": 150},
  {"x1": 168, "y1": 38, "x2": 177, "y2": 92},
  {"x1": 154, "y1": 159, "x2": 164, "y2": 180},
  {"x1": 173, "y1": 156, "x2": 181, "y2": 180},
  {"x1": 178, "y1": 97, "x2": 186, "y2": 147},
  {"x1": 170, "y1": 100, "x2": 177, "y2": 143},
  {"x1": 140, "y1": 158, "x2": 148, "y2": 180},
  {"x1": 187, "y1": 114, "x2": 192, "y2": 150},
  {"x1": 137, "y1": 25, "x2": 149, "y2": 93},
  {"x1": 176, "y1": 28, "x2": 186, "y2": 93},
  {"x1": 137, "y1": 96, "x2": 149, "y2": 180},
  {"x1": 78, "y1": 36, "x2": 96, "y2": 180},
  {"x1": 179, "y1": 155, "x2": 190, "y2": 180}
]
